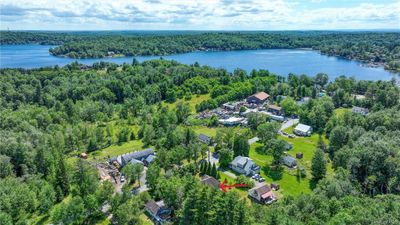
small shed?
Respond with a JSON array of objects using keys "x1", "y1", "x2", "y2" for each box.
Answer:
[
  {"x1": 271, "y1": 183, "x2": 280, "y2": 191},
  {"x1": 267, "y1": 105, "x2": 283, "y2": 115},
  {"x1": 79, "y1": 153, "x2": 88, "y2": 159},
  {"x1": 296, "y1": 152, "x2": 303, "y2": 159}
]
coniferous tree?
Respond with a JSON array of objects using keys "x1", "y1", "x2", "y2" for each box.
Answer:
[
  {"x1": 211, "y1": 163, "x2": 217, "y2": 177},
  {"x1": 311, "y1": 148, "x2": 327, "y2": 181}
]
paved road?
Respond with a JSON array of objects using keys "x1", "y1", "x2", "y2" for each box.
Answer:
[{"x1": 280, "y1": 118, "x2": 299, "y2": 131}]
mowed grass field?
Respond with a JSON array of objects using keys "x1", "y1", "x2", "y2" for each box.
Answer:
[
  {"x1": 162, "y1": 94, "x2": 211, "y2": 113},
  {"x1": 89, "y1": 139, "x2": 146, "y2": 161},
  {"x1": 249, "y1": 125, "x2": 332, "y2": 197}
]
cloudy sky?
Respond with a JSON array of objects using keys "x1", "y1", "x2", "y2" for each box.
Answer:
[{"x1": 1, "y1": 0, "x2": 399, "y2": 30}]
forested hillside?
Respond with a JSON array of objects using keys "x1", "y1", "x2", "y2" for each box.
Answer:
[
  {"x1": 1, "y1": 31, "x2": 400, "y2": 71},
  {"x1": 0, "y1": 59, "x2": 399, "y2": 225}
]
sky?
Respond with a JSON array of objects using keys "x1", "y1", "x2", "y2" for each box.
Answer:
[{"x1": 0, "y1": 0, "x2": 399, "y2": 30}]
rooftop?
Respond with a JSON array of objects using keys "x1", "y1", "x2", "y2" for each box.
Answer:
[
  {"x1": 294, "y1": 123, "x2": 311, "y2": 132},
  {"x1": 200, "y1": 175, "x2": 220, "y2": 189},
  {"x1": 250, "y1": 92, "x2": 270, "y2": 101},
  {"x1": 249, "y1": 182, "x2": 271, "y2": 195},
  {"x1": 268, "y1": 104, "x2": 282, "y2": 111}
]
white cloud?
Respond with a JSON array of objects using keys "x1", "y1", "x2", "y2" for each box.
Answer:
[{"x1": 0, "y1": 0, "x2": 399, "y2": 30}]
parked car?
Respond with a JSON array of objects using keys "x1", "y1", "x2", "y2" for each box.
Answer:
[
  {"x1": 252, "y1": 174, "x2": 261, "y2": 181},
  {"x1": 259, "y1": 178, "x2": 265, "y2": 182},
  {"x1": 288, "y1": 134, "x2": 295, "y2": 138},
  {"x1": 120, "y1": 175, "x2": 126, "y2": 182}
]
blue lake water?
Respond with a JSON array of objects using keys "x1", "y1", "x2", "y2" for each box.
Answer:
[{"x1": 1, "y1": 45, "x2": 399, "y2": 81}]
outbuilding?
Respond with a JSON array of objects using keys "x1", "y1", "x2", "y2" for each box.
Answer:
[
  {"x1": 267, "y1": 105, "x2": 283, "y2": 115},
  {"x1": 282, "y1": 155, "x2": 297, "y2": 168}
]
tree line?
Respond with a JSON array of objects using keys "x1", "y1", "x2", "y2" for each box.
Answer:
[{"x1": 0, "y1": 59, "x2": 399, "y2": 224}]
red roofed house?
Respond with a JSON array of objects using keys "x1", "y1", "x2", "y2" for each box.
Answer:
[
  {"x1": 248, "y1": 182, "x2": 276, "y2": 204},
  {"x1": 247, "y1": 92, "x2": 270, "y2": 105}
]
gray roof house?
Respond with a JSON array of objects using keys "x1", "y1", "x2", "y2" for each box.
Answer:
[
  {"x1": 282, "y1": 155, "x2": 297, "y2": 168},
  {"x1": 293, "y1": 124, "x2": 313, "y2": 136},
  {"x1": 109, "y1": 148, "x2": 155, "y2": 167},
  {"x1": 145, "y1": 200, "x2": 172, "y2": 224},
  {"x1": 230, "y1": 156, "x2": 260, "y2": 176},
  {"x1": 200, "y1": 175, "x2": 220, "y2": 189},
  {"x1": 352, "y1": 106, "x2": 369, "y2": 116},
  {"x1": 198, "y1": 134, "x2": 212, "y2": 145}
]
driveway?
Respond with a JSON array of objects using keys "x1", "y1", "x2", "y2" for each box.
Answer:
[
  {"x1": 280, "y1": 118, "x2": 299, "y2": 131},
  {"x1": 136, "y1": 167, "x2": 149, "y2": 193}
]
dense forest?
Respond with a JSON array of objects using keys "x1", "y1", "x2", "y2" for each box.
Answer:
[
  {"x1": 0, "y1": 59, "x2": 399, "y2": 224},
  {"x1": 1, "y1": 31, "x2": 400, "y2": 71}
]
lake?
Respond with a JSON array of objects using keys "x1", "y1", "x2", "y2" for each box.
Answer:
[{"x1": 1, "y1": 45, "x2": 399, "y2": 81}]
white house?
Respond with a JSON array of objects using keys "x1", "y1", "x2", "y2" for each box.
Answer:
[
  {"x1": 218, "y1": 117, "x2": 244, "y2": 126},
  {"x1": 293, "y1": 124, "x2": 312, "y2": 136},
  {"x1": 230, "y1": 156, "x2": 260, "y2": 176}
]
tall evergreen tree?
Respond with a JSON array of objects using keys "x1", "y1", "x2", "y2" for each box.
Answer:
[{"x1": 311, "y1": 148, "x2": 327, "y2": 181}]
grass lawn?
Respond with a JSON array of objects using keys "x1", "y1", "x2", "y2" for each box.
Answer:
[
  {"x1": 140, "y1": 213, "x2": 153, "y2": 225},
  {"x1": 218, "y1": 171, "x2": 250, "y2": 200},
  {"x1": 191, "y1": 125, "x2": 250, "y2": 138},
  {"x1": 89, "y1": 139, "x2": 146, "y2": 161},
  {"x1": 163, "y1": 94, "x2": 211, "y2": 113},
  {"x1": 249, "y1": 126, "x2": 333, "y2": 197},
  {"x1": 191, "y1": 125, "x2": 219, "y2": 137}
]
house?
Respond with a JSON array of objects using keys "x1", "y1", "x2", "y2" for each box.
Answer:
[
  {"x1": 267, "y1": 105, "x2": 283, "y2": 115},
  {"x1": 145, "y1": 200, "x2": 172, "y2": 224},
  {"x1": 230, "y1": 156, "x2": 260, "y2": 176},
  {"x1": 352, "y1": 106, "x2": 369, "y2": 116},
  {"x1": 218, "y1": 117, "x2": 244, "y2": 126},
  {"x1": 198, "y1": 134, "x2": 212, "y2": 145},
  {"x1": 248, "y1": 182, "x2": 276, "y2": 204},
  {"x1": 270, "y1": 114, "x2": 285, "y2": 122},
  {"x1": 282, "y1": 155, "x2": 297, "y2": 168},
  {"x1": 293, "y1": 124, "x2": 312, "y2": 136},
  {"x1": 247, "y1": 92, "x2": 270, "y2": 104},
  {"x1": 109, "y1": 148, "x2": 155, "y2": 167},
  {"x1": 200, "y1": 175, "x2": 220, "y2": 189}
]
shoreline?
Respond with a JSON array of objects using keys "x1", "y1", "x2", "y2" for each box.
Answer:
[{"x1": 50, "y1": 47, "x2": 399, "y2": 73}]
